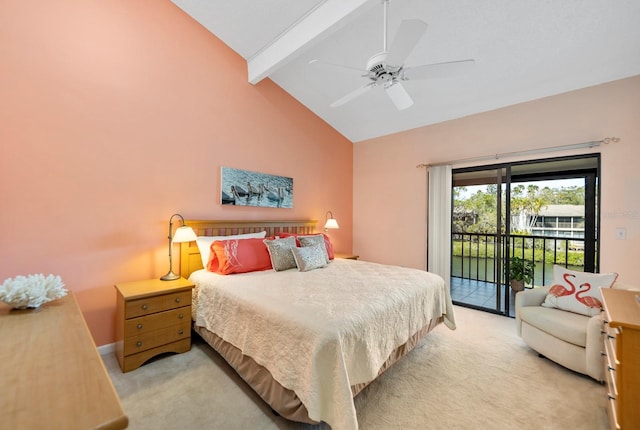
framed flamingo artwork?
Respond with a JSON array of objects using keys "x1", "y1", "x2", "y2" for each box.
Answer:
[{"x1": 220, "y1": 166, "x2": 293, "y2": 208}]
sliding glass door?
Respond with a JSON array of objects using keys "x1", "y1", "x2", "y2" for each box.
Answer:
[
  {"x1": 451, "y1": 154, "x2": 600, "y2": 316},
  {"x1": 451, "y1": 166, "x2": 507, "y2": 314}
]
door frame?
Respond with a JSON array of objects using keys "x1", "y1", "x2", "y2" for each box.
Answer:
[{"x1": 451, "y1": 153, "x2": 601, "y2": 315}]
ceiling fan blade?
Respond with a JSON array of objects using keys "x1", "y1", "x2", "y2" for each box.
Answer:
[
  {"x1": 385, "y1": 82, "x2": 414, "y2": 110},
  {"x1": 403, "y1": 59, "x2": 476, "y2": 80},
  {"x1": 385, "y1": 19, "x2": 428, "y2": 69},
  {"x1": 330, "y1": 82, "x2": 376, "y2": 108},
  {"x1": 309, "y1": 59, "x2": 368, "y2": 75}
]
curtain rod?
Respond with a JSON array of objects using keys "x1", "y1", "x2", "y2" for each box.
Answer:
[{"x1": 416, "y1": 137, "x2": 620, "y2": 169}]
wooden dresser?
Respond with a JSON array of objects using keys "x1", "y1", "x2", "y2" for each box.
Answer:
[
  {"x1": 0, "y1": 293, "x2": 128, "y2": 429},
  {"x1": 601, "y1": 288, "x2": 640, "y2": 430},
  {"x1": 115, "y1": 277, "x2": 194, "y2": 372}
]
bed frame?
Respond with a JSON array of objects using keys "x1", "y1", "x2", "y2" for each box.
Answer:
[
  {"x1": 178, "y1": 219, "x2": 444, "y2": 426},
  {"x1": 179, "y1": 219, "x2": 316, "y2": 278}
]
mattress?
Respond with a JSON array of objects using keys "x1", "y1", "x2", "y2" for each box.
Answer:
[{"x1": 189, "y1": 259, "x2": 455, "y2": 430}]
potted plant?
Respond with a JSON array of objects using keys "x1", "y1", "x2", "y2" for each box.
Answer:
[{"x1": 508, "y1": 256, "x2": 534, "y2": 292}]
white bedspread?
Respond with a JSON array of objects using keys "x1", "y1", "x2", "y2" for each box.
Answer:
[{"x1": 189, "y1": 259, "x2": 455, "y2": 430}]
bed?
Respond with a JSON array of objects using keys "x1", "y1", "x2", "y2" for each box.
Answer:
[{"x1": 179, "y1": 220, "x2": 455, "y2": 430}]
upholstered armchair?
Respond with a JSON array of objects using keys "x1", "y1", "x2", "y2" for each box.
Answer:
[{"x1": 515, "y1": 281, "x2": 640, "y2": 381}]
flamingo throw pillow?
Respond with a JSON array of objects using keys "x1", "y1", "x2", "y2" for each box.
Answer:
[{"x1": 541, "y1": 265, "x2": 618, "y2": 316}]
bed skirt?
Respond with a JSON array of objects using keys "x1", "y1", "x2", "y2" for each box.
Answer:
[{"x1": 193, "y1": 315, "x2": 444, "y2": 425}]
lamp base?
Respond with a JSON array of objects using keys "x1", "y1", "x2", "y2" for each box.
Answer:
[{"x1": 160, "y1": 271, "x2": 181, "y2": 281}]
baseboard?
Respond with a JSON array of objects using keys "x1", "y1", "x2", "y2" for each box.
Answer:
[{"x1": 98, "y1": 342, "x2": 115, "y2": 356}]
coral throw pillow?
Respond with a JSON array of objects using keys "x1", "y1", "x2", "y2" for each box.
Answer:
[
  {"x1": 541, "y1": 265, "x2": 618, "y2": 316},
  {"x1": 207, "y1": 238, "x2": 273, "y2": 275},
  {"x1": 278, "y1": 233, "x2": 335, "y2": 260}
]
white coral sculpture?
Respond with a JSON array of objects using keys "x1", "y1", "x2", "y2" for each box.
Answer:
[{"x1": 0, "y1": 274, "x2": 67, "y2": 309}]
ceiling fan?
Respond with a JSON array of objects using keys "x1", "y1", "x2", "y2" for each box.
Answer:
[{"x1": 310, "y1": 0, "x2": 475, "y2": 111}]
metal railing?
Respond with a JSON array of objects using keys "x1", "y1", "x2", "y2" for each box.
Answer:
[{"x1": 452, "y1": 232, "x2": 585, "y2": 287}]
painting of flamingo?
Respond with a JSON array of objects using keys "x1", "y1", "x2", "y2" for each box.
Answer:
[
  {"x1": 543, "y1": 273, "x2": 578, "y2": 308},
  {"x1": 548, "y1": 273, "x2": 577, "y2": 297},
  {"x1": 575, "y1": 282, "x2": 603, "y2": 309}
]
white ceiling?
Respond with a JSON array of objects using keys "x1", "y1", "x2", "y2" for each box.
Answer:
[{"x1": 172, "y1": 0, "x2": 640, "y2": 143}]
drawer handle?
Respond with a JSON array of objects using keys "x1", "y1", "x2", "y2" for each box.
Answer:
[
  {"x1": 607, "y1": 334, "x2": 615, "y2": 340},
  {"x1": 608, "y1": 366, "x2": 615, "y2": 372},
  {"x1": 179, "y1": 313, "x2": 184, "y2": 319},
  {"x1": 136, "y1": 341, "x2": 142, "y2": 348},
  {"x1": 600, "y1": 351, "x2": 606, "y2": 357},
  {"x1": 137, "y1": 323, "x2": 143, "y2": 330},
  {"x1": 175, "y1": 297, "x2": 181, "y2": 303},
  {"x1": 141, "y1": 304, "x2": 148, "y2": 310},
  {"x1": 178, "y1": 329, "x2": 184, "y2": 335},
  {"x1": 608, "y1": 394, "x2": 616, "y2": 401}
]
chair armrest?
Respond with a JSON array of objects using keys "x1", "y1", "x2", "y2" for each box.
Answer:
[
  {"x1": 515, "y1": 286, "x2": 551, "y2": 337},
  {"x1": 586, "y1": 312, "x2": 606, "y2": 381},
  {"x1": 515, "y1": 286, "x2": 551, "y2": 309}
]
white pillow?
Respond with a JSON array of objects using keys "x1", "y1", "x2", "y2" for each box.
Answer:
[
  {"x1": 541, "y1": 265, "x2": 618, "y2": 316},
  {"x1": 196, "y1": 231, "x2": 267, "y2": 268}
]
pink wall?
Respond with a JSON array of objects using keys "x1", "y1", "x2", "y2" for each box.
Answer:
[
  {"x1": 354, "y1": 76, "x2": 640, "y2": 283},
  {"x1": 0, "y1": 0, "x2": 353, "y2": 346}
]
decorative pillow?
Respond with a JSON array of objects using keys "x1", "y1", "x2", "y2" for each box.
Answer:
[
  {"x1": 541, "y1": 265, "x2": 618, "y2": 316},
  {"x1": 207, "y1": 238, "x2": 272, "y2": 275},
  {"x1": 298, "y1": 234, "x2": 330, "y2": 264},
  {"x1": 263, "y1": 236, "x2": 298, "y2": 271},
  {"x1": 278, "y1": 232, "x2": 335, "y2": 260},
  {"x1": 291, "y1": 245, "x2": 328, "y2": 272},
  {"x1": 196, "y1": 231, "x2": 267, "y2": 268}
]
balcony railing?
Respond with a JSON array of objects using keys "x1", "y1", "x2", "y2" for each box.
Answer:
[{"x1": 452, "y1": 232, "x2": 585, "y2": 287}]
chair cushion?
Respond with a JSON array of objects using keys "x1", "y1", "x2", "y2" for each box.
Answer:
[{"x1": 519, "y1": 305, "x2": 591, "y2": 348}]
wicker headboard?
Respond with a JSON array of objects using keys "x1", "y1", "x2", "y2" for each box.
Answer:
[{"x1": 179, "y1": 220, "x2": 317, "y2": 279}]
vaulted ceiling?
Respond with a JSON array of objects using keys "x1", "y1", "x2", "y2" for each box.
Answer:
[{"x1": 172, "y1": 0, "x2": 640, "y2": 142}]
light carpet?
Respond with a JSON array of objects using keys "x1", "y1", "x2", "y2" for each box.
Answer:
[{"x1": 103, "y1": 305, "x2": 608, "y2": 430}]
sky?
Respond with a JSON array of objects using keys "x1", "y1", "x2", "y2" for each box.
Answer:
[{"x1": 458, "y1": 178, "x2": 584, "y2": 198}]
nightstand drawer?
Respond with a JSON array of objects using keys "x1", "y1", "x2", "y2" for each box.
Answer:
[
  {"x1": 120, "y1": 338, "x2": 191, "y2": 373},
  {"x1": 125, "y1": 307, "x2": 190, "y2": 337},
  {"x1": 123, "y1": 320, "x2": 191, "y2": 356},
  {"x1": 125, "y1": 290, "x2": 192, "y2": 318}
]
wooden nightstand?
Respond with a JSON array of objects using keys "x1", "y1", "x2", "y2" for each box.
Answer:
[
  {"x1": 335, "y1": 253, "x2": 359, "y2": 260},
  {"x1": 115, "y1": 277, "x2": 194, "y2": 372}
]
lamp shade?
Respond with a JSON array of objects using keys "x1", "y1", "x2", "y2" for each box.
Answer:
[
  {"x1": 324, "y1": 210, "x2": 339, "y2": 232},
  {"x1": 324, "y1": 218, "x2": 339, "y2": 230},
  {"x1": 172, "y1": 226, "x2": 197, "y2": 243}
]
